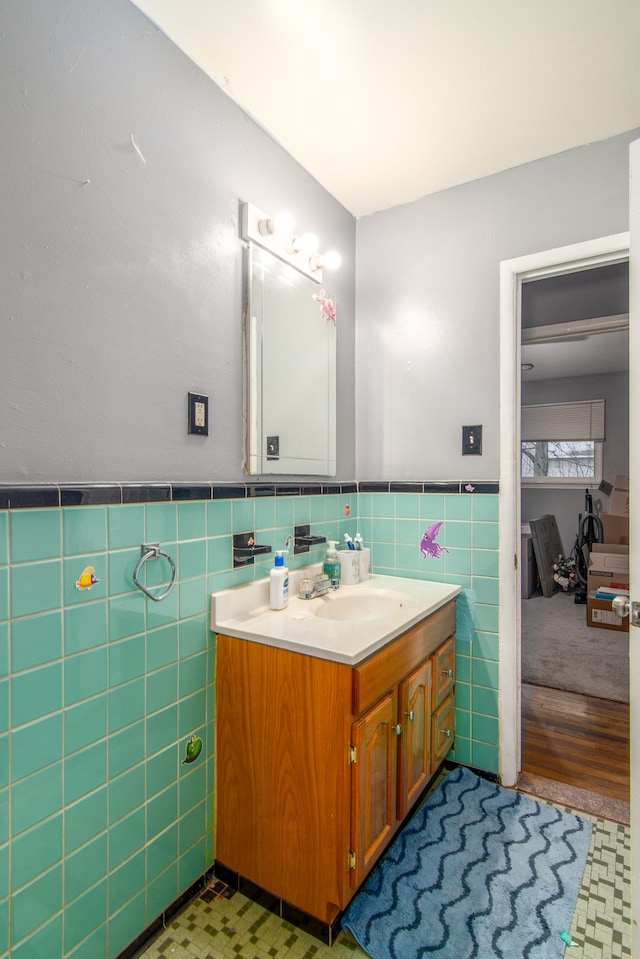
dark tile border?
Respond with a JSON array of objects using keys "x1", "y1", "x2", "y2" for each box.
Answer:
[
  {"x1": 0, "y1": 479, "x2": 499, "y2": 508},
  {"x1": 60, "y1": 485, "x2": 122, "y2": 506},
  {"x1": 358, "y1": 482, "x2": 390, "y2": 492},
  {"x1": 122, "y1": 484, "x2": 171, "y2": 503},
  {"x1": 0, "y1": 486, "x2": 61, "y2": 509},
  {"x1": 212, "y1": 861, "x2": 340, "y2": 945},
  {"x1": 213, "y1": 484, "x2": 247, "y2": 499},
  {"x1": 115, "y1": 867, "x2": 214, "y2": 959},
  {"x1": 171, "y1": 484, "x2": 213, "y2": 501}
]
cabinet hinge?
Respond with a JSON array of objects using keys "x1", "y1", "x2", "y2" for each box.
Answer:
[
  {"x1": 348, "y1": 744, "x2": 357, "y2": 764},
  {"x1": 347, "y1": 849, "x2": 357, "y2": 870},
  {"x1": 514, "y1": 553, "x2": 518, "y2": 570}
]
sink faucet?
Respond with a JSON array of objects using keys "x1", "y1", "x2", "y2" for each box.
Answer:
[{"x1": 298, "y1": 573, "x2": 338, "y2": 599}]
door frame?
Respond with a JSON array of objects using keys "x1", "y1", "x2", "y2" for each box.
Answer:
[{"x1": 498, "y1": 231, "x2": 630, "y2": 787}]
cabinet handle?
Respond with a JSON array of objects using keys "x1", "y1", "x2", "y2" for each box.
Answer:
[
  {"x1": 405, "y1": 709, "x2": 414, "y2": 722},
  {"x1": 440, "y1": 728, "x2": 451, "y2": 738},
  {"x1": 393, "y1": 723, "x2": 402, "y2": 737},
  {"x1": 442, "y1": 668, "x2": 454, "y2": 678}
]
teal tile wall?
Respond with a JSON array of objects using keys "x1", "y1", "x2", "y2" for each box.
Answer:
[
  {"x1": 0, "y1": 488, "x2": 499, "y2": 959},
  {"x1": 357, "y1": 491, "x2": 500, "y2": 774},
  {"x1": 1, "y1": 503, "x2": 216, "y2": 959}
]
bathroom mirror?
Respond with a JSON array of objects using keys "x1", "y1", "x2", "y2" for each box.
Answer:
[{"x1": 244, "y1": 244, "x2": 336, "y2": 475}]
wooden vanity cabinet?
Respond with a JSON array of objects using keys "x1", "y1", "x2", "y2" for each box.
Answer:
[
  {"x1": 398, "y1": 658, "x2": 433, "y2": 820},
  {"x1": 431, "y1": 635, "x2": 455, "y2": 772},
  {"x1": 350, "y1": 688, "x2": 399, "y2": 885},
  {"x1": 215, "y1": 599, "x2": 455, "y2": 926}
]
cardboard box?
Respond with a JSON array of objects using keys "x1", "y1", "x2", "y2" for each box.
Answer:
[
  {"x1": 609, "y1": 474, "x2": 629, "y2": 516},
  {"x1": 587, "y1": 595, "x2": 628, "y2": 632},
  {"x1": 587, "y1": 543, "x2": 629, "y2": 593},
  {"x1": 601, "y1": 512, "x2": 629, "y2": 546}
]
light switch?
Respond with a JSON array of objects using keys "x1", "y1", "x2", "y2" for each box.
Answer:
[{"x1": 462, "y1": 425, "x2": 482, "y2": 455}]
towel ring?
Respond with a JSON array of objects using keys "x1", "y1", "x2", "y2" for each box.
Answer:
[{"x1": 133, "y1": 543, "x2": 176, "y2": 602}]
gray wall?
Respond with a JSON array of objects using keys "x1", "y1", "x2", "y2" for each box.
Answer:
[
  {"x1": 0, "y1": 0, "x2": 356, "y2": 484},
  {"x1": 3, "y1": 0, "x2": 638, "y2": 489},
  {"x1": 521, "y1": 371, "x2": 629, "y2": 553},
  {"x1": 355, "y1": 130, "x2": 639, "y2": 480}
]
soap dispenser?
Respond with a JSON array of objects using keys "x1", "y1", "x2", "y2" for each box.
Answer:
[
  {"x1": 269, "y1": 551, "x2": 289, "y2": 610},
  {"x1": 323, "y1": 541, "x2": 341, "y2": 587}
]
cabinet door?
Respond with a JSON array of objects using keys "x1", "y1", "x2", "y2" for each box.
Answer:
[
  {"x1": 397, "y1": 659, "x2": 432, "y2": 820},
  {"x1": 433, "y1": 636, "x2": 455, "y2": 708},
  {"x1": 432, "y1": 694, "x2": 455, "y2": 771},
  {"x1": 350, "y1": 688, "x2": 398, "y2": 887}
]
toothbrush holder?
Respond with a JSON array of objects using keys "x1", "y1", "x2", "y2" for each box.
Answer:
[
  {"x1": 339, "y1": 550, "x2": 360, "y2": 585},
  {"x1": 358, "y1": 548, "x2": 370, "y2": 580}
]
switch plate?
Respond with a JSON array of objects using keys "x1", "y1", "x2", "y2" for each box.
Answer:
[
  {"x1": 462, "y1": 425, "x2": 482, "y2": 455},
  {"x1": 188, "y1": 392, "x2": 208, "y2": 435},
  {"x1": 266, "y1": 435, "x2": 279, "y2": 460}
]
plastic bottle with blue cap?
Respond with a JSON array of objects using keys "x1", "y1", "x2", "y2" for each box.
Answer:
[{"x1": 269, "y1": 550, "x2": 289, "y2": 610}]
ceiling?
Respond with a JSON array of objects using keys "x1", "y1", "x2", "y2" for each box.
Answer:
[
  {"x1": 520, "y1": 264, "x2": 629, "y2": 381},
  {"x1": 130, "y1": 0, "x2": 640, "y2": 217},
  {"x1": 520, "y1": 329, "x2": 629, "y2": 382}
]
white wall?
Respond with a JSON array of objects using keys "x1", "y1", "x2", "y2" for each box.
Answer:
[{"x1": 355, "y1": 130, "x2": 639, "y2": 480}]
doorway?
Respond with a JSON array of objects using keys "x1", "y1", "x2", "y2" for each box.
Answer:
[
  {"x1": 518, "y1": 264, "x2": 630, "y2": 808},
  {"x1": 497, "y1": 231, "x2": 630, "y2": 789}
]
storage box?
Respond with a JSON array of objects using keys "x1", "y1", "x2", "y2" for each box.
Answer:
[
  {"x1": 601, "y1": 512, "x2": 629, "y2": 545},
  {"x1": 587, "y1": 543, "x2": 629, "y2": 593},
  {"x1": 587, "y1": 595, "x2": 628, "y2": 632},
  {"x1": 609, "y1": 474, "x2": 629, "y2": 515}
]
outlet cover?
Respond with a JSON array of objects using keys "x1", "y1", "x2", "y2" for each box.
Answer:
[
  {"x1": 188, "y1": 393, "x2": 209, "y2": 435},
  {"x1": 462, "y1": 424, "x2": 482, "y2": 455}
]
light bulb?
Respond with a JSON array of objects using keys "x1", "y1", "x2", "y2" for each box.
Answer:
[
  {"x1": 309, "y1": 250, "x2": 341, "y2": 272},
  {"x1": 286, "y1": 236, "x2": 303, "y2": 254},
  {"x1": 323, "y1": 250, "x2": 341, "y2": 270},
  {"x1": 258, "y1": 211, "x2": 294, "y2": 236},
  {"x1": 273, "y1": 211, "x2": 294, "y2": 234},
  {"x1": 299, "y1": 233, "x2": 318, "y2": 254},
  {"x1": 258, "y1": 218, "x2": 275, "y2": 236}
]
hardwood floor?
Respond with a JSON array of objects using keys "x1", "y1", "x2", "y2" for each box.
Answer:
[{"x1": 521, "y1": 683, "x2": 630, "y2": 803}]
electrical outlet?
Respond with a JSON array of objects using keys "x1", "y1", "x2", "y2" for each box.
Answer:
[
  {"x1": 188, "y1": 392, "x2": 209, "y2": 435},
  {"x1": 462, "y1": 424, "x2": 482, "y2": 455}
]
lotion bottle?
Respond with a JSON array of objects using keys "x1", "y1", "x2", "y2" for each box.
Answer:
[{"x1": 269, "y1": 551, "x2": 289, "y2": 610}]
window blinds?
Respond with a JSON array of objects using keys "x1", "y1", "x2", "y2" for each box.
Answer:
[{"x1": 521, "y1": 399, "x2": 605, "y2": 442}]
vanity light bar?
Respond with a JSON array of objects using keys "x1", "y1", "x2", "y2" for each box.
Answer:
[{"x1": 241, "y1": 202, "x2": 340, "y2": 283}]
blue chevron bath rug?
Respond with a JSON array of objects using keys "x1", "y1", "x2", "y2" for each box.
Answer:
[{"x1": 341, "y1": 766, "x2": 591, "y2": 959}]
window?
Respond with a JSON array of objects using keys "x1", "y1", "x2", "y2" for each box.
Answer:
[{"x1": 521, "y1": 400, "x2": 605, "y2": 487}]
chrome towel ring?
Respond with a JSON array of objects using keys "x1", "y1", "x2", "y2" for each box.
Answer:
[{"x1": 133, "y1": 543, "x2": 177, "y2": 601}]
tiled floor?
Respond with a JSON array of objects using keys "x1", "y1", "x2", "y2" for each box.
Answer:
[{"x1": 137, "y1": 809, "x2": 630, "y2": 959}]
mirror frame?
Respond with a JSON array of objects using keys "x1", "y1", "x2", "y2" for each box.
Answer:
[{"x1": 243, "y1": 240, "x2": 337, "y2": 475}]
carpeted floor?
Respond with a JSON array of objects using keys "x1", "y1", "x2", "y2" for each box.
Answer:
[{"x1": 521, "y1": 590, "x2": 629, "y2": 703}]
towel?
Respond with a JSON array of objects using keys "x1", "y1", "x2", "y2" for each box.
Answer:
[{"x1": 455, "y1": 588, "x2": 476, "y2": 648}]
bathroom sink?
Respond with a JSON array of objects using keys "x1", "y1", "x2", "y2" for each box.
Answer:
[
  {"x1": 211, "y1": 570, "x2": 461, "y2": 665},
  {"x1": 312, "y1": 587, "x2": 410, "y2": 621}
]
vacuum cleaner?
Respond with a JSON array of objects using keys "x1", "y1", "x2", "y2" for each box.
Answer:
[{"x1": 571, "y1": 488, "x2": 603, "y2": 603}]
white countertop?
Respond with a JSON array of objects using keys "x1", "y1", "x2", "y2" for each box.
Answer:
[{"x1": 210, "y1": 567, "x2": 461, "y2": 666}]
